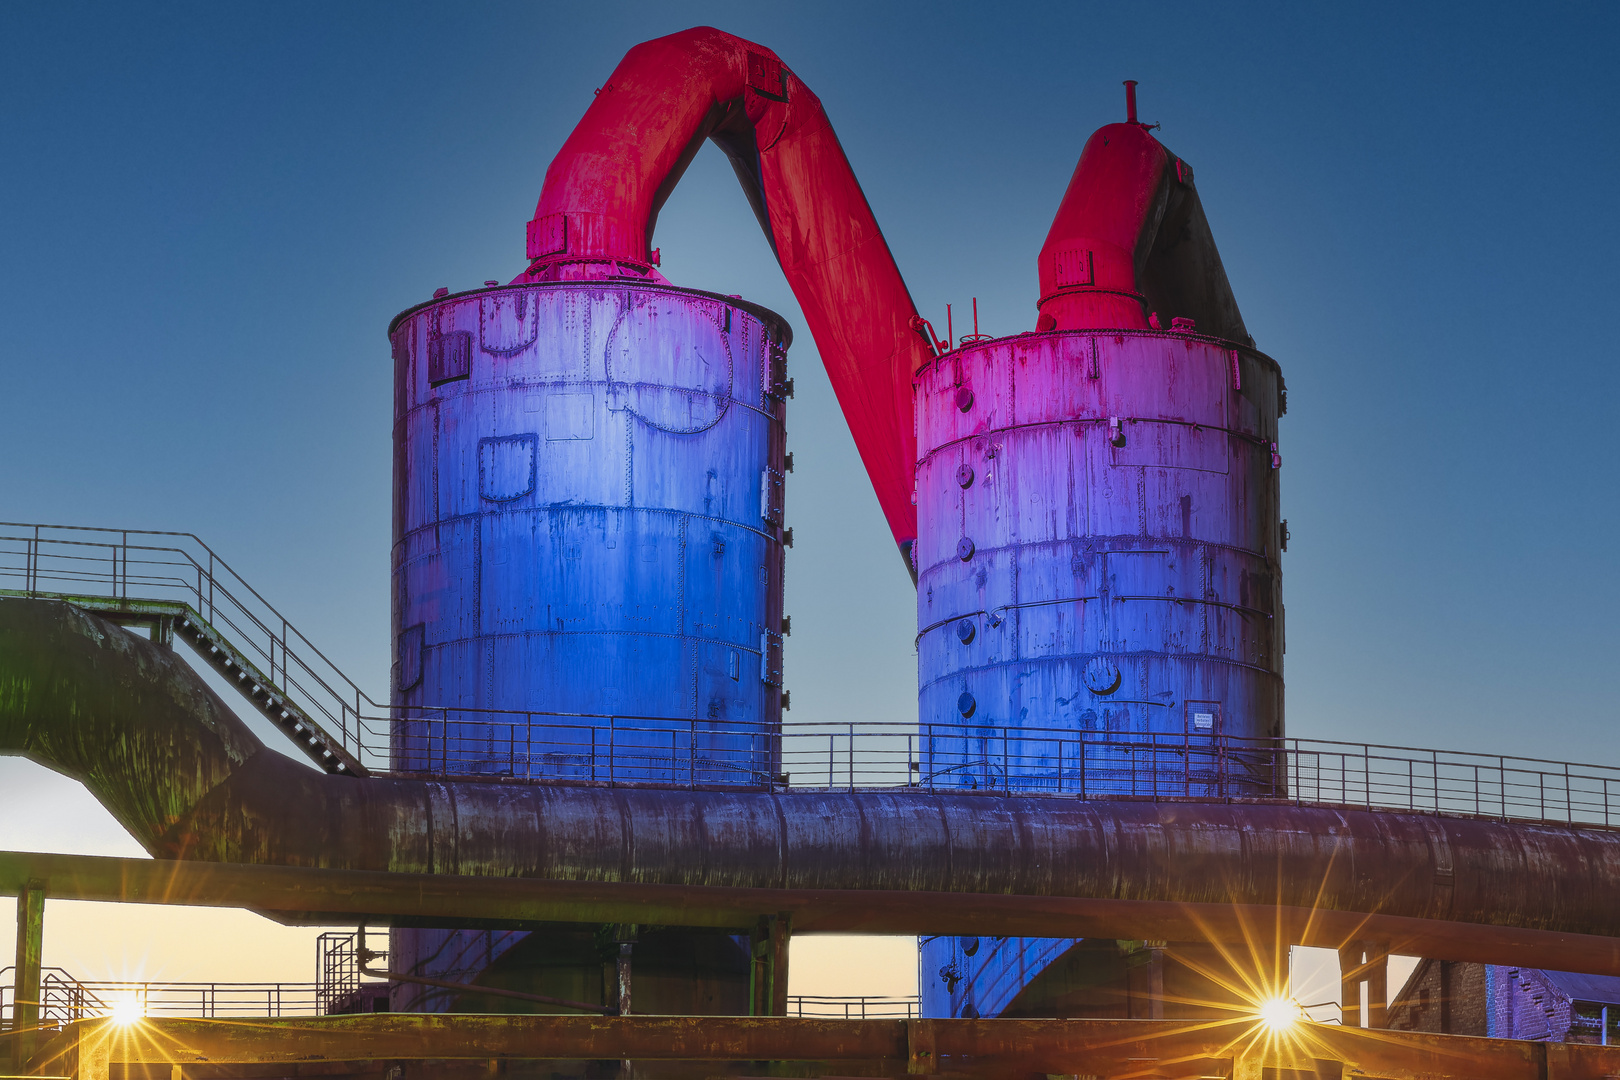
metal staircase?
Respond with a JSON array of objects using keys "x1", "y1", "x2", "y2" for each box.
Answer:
[{"x1": 0, "y1": 523, "x2": 372, "y2": 776}]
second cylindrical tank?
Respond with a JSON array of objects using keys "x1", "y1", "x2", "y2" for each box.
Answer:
[
  {"x1": 913, "y1": 328, "x2": 1284, "y2": 795},
  {"x1": 915, "y1": 325, "x2": 1285, "y2": 1019}
]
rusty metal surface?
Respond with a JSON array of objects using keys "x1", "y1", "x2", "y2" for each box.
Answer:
[
  {"x1": 8, "y1": 848, "x2": 1620, "y2": 981},
  {"x1": 913, "y1": 326, "x2": 1284, "y2": 1015},
  {"x1": 9, "y1": 598, "x2": 1620, "y2": 975},
  {"x1": 914, "y1": 330, "x2": 1284, "y2": 787},
  {"x1": 22, "y1": 1013, "x2": 1620, "y2": 1080},
  {"x1": 388, "y1": 279, "x2": 790, "y2": 1011},
  {"x1": 389, "y1": 282, "x2": 790, "y2": 774}
]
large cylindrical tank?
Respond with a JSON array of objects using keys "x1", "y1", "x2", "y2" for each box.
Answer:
[
  {"x1": 386, "y1": 280, "x2": 791, "y2": 1011},
  {"x1": 388, "y1": 281, "x2": 791, "y2": 781},
  {"x1": 914, "y1": 326, "x2": 1285, "y2": 1019}
]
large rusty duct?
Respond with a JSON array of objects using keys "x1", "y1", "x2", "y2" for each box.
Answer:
[{"x1": 6, "y1": 598, "x2": 1620, "y2": 979}]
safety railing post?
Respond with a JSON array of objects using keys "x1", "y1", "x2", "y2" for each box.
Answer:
[
  {"x1": 1079, "y1": 728, "x2": 1086, "y2": 799},
  {"x1": 1434, "y1": 749, "x2": 1440, "y2": 813},
  {"x1": 848, "y1": 723, "x2": 855, "y2": 792},
  {"x1": 924, "y1": 724, "x2": 934, "y2": 790},
  {"x1": 1151, "y1": 736, "x2": 1159, "y2": 802}
]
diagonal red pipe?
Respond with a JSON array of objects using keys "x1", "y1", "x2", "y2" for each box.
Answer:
[{"x1": 518, "y1": 26, "x2": 931, "y2": 563}]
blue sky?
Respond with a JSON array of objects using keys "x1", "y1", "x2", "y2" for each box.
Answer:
[{"x1": 2, "y1": 0, "x2": 1617, "y2": 984}]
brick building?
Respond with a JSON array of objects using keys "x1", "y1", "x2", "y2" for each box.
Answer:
[{"x1": 1387, "y1": 961, "x2": 1620, "y2": 1044}]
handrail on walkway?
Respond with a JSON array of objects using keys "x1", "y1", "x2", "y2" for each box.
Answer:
[{"x1": 3, "y1": 522, "x2": 1618, "y2": 830}]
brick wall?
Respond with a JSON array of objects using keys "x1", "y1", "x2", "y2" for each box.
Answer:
[{"x1": 1386, "y1": 959, "x2": 1488, "y2": 1036}]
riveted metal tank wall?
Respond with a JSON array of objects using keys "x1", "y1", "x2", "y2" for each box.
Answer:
[
  {"x1": 386, "y1": 280, "x2": 790, "y2": 1013},
  {"x1": 387, "y1": 281, "x2": 791, "y2": 784},
  {"x1": 915, "y1": 327, "x2": 1285, "y2": 1018}
]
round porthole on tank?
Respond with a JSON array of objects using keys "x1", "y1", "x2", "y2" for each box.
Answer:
[
  {"x1": 955, "y1": 619, "x2": 976, "y2": 644},
  {"x1": 955, "y1": 386, "x2": 974, "y2": 413},
  {"x1": 958, "y1": 936, "x2": 980, "y2": 957},
  {"x1": 1082, "y1": 656, "x2": 1122, "y2": 696},
  {"x1": 955, "y1": 463, "x2": 974, "y2": 488},
  {"x1": 957, "y1": 691, "x2": 977, "y2": 718},
  {"x1": 956, "y1": 537, "x2": 975, "y2": 561}
]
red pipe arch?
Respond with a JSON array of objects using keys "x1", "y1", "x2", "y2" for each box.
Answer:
[{"x1": 516, "y1": 26, "x2": 931, "y2": 562}]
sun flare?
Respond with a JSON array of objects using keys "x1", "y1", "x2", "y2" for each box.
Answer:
[
  {"x1": 1256, "y1": 995, "x2": 1304, "y2": 1032},
  {"x1": 108, "y1": 996, "x2": 144, "y2": 1026}
]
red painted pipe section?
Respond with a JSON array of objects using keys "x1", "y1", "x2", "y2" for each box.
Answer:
[
  {"x1": 1037, "y1": 87, "x2": 1251, "y2": 344},
  {"x1": 519, "y1": 27, "x2": 930, "y2": 558}
]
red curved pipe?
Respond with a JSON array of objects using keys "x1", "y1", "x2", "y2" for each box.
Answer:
[{"x1": 518, "y1": 27, "x2": 929, "y2": 561}]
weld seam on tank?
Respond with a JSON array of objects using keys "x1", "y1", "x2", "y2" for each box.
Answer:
[
  {"x1": 909, "y1": 535, "x2": 1276, "y2": 566},
  {"x1": 387, "y1": 280, "x2": 795, "y2": 348},
  {"x1": 435, "y1": 505, "x2": 784, "y2": 544},
  {"x1": 424, "y1": 629, "x2": 771, "y2": 656},
  {"x1": 919, "y1": 594, "x2": 1274, "y2": 638},
  {"x1": 916, "y1": 417, "x2": 1277, "y2": 470},
  {"x1": 1011, "y1": 328, "x2": 1279, "y2": 365},
  {"x1": 920, "y1": 655, "x2": 1282, "y2": 682}
]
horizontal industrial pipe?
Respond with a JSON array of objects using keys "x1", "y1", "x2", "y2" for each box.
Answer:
[{"x1": 6, "y1": 599, "x2": 1620, "y2": 973}]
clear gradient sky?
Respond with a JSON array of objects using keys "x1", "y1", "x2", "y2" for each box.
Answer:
[{"x1": 2, "y1": 1, "x2": 1617, "y2": 998}]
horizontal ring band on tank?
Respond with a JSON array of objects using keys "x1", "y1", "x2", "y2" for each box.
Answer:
[{"x1": 917, "y1": 416, "x2": 1278, "y2": 470}]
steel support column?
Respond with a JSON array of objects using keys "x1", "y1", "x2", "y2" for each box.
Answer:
[
  {"x1": 1340, "y1": 939, "x2": 1390, "y2": 1029},
  {"x1": 10, "y1": 878, "x2": 43, "y2": 1067},
  {"x1": 748, "y1": 912, "x2": 790, "y2": 1017},
  {"x1": 612, "y1": 925, "x2": 634, "y2": 1016}
]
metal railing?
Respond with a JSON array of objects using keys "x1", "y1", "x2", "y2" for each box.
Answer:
[
  {"x1": 0, "y1": 971, "x2": 914, "y2": 1023},
  {"x1": 0, "y1": 522, "x2": 374, "y2": 771},
  {"x1": 786, "y1": 995, "x2": 919, "y2": 1018},
  {"x1": 383, "y1": 708, "x2": 1620, "y2": 828},
  {"x1": 5, "y1": 522, "x2": 1620, "y2": 829},
  {"x1": 0, "y1": 968, "x2": 326, "y2": 1023}
]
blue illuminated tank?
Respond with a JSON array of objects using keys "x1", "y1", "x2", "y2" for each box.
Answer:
[
  {"x1": 914, "y1": 327, "x2": 1285, "y2": 1019},
  {"x1": 386, "y1": 280, "x2": 790, "y2": 1009}
]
